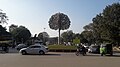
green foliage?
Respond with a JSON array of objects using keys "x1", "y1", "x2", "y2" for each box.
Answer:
[
  {"x1": 10, "y1": 25, "x2": 31, "y2": 43},
  {"x1": 0, "y1": 25, "x2": 6, "y2": 32},
  {"x1": 38, "y1": 32, "x2": 49, "y2": 43},
  {"x1": 48, "y1": 12, "x2": 71, "y2": 44},
  {"x1": 73, "y1": 37, "x2": 80, "y2": 44},
  {"x1": 0, "y1": 10, "x2": 8, "y2": 24},
  {"x1": 48, "y1": 12, "x2": 71, "y2": 30},
  {"x1": 48, "y1": 45, "x2": 77, "y2": 50},
  {"x1": 81, "y1": 31, "x2": 94, "y2": 44},
  {"x1": 61, "y1": 30, "x2": 88, "y2": 44},
  {"x1": 82, "y1": 3, "x2": 120, "y2": 44},
  {"x1": 9, "y1": 24, "x2": 18, "y2": 33},
  {"x1": 0, "y1": 25, "x2": 11, "y2": 41},
  {"x1": 61, "y1": 30, "x2": 74, "y2": 42}
]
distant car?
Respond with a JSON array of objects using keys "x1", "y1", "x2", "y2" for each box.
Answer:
[
  {"x1": 88, "y1": 45, "x2": 100, "y2": 53},
  {"x1": 15, "y1": 44, "x2": 27, "y2": 51},
  {"x1": 84, "y1": 45, "x2": 89, "y2": 49},
  {"x1": 19, "y1": 44, "x2": 48, "y2": 55}
]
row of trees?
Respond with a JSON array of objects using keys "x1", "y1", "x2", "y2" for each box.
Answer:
[
  {"x1": 54, "y1": 3, "x2": 120, "y2": 46},
  {"x1": 0, "y1": 10, "x2": 49, "y2": 45},
  {"x1": 0, "y1": 11, "x2": 70, "y2": 45},
  {"x1": 9, "y1": 24, "x2": 50, "y2": 45},
  {"x1": 0, "y1": 3, "x2": 119, "y2": 46},
  {"x1": 60, "y1": 30, "x2": 88, "y2": 45},
  {"x1": 81, "y1": 3, "x2": 120, "y2": 45}
]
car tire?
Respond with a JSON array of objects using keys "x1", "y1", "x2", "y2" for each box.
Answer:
[
  {"x1": 22, "y1": 51, "x2": 27, "y2": 55},
  {"x1": 88, "y1": 51, "x2": 91, "y2": 53},
  {"x1": 39, "y1": 50, "x2": 45, "y2": 55}
]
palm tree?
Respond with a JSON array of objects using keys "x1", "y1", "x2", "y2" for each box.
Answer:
[{"x1": 48, "y1": 12, "x2": 71, "y2": 45}]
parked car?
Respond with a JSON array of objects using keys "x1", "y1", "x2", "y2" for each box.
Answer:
[
  {"x1": 88, "y1": 45, "x2": 100, "y2": 53},
  {"x1": 0, "y1": 46, "x2": 9, "y2": 53},
  {"x1": 19, "y1": 44, "x2": 48, "y2": 55},
  {"x1": 15, "y1": 44, "x2": 27, "y2": 51}
]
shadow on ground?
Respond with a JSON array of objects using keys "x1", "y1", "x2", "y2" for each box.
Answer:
[
  {"x1": 106, "y1": 55, "x2": 120, "y2": 57},
  {"x1": 86, "y1": 53, "x2": 120, "y2": 57},
  {"x1": 23, "y1": 53, "x2": 61, "y2": 56}
]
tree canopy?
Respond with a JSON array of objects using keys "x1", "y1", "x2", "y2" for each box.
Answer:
[
  {"x1": 48, "y1": 12, "x2": 71, "y2": 44},
  {"x1": 82, "y1": 3, "x2": 120, "y2": 45},
  {"x1": 61, "y1": 30, "x2": 74, "y2": 42},
  {"x1": 9, "y1": 25, "x2": 31, "y2": 44},
  {"x1": 38, "y1": 32, "x2": 49, "y2": 43},
  {"x1": 0, "y1": 10, "x2": 8, "y2": 24}
]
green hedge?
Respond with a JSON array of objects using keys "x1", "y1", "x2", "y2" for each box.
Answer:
[{"x1": 48, "y1": 45, "x2": 77, "y2": 50}]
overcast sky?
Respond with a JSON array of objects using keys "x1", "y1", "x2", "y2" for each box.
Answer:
[{"x1": 0, "y1": 0, "x2": 119, "y2": 37}]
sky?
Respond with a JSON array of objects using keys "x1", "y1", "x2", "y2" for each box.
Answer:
[{"x1": 0, "y1": 0, "x2": 119, "y2": 37}]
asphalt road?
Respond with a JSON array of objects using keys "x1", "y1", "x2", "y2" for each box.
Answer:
[{"x1": 0, "y1": 52, "x2": 120, "y2": 67}]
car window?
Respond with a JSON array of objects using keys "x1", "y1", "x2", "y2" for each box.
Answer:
[
  {"x1": 34, "y1": 46, "x2": 41, "y2": 48},
  {"x1": 91, "y1": 46, "x2": 98, "y2": 48},
  {"x1": 30, "y1": 46, "x2": 41, "y2": 48}
]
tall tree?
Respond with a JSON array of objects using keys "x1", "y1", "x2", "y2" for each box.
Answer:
[
  {"x1": 91, "y1": 3, "x2": 120, "y2": 44},
  {"x1": 10, "y1": 25, "x2": 31, "y2": 44},
  {"x1": 81, "y1": 31, "x2": 94, "y2": 44},
  {"x1": 0, "y1": 10, "x2": 8, "y2": 24},
  {"x1": 48, "y1": 12, "x2": 71, "y2": 44},
  {"x1": 102, "y1": 3, "x2": 120, "y2": 44}
]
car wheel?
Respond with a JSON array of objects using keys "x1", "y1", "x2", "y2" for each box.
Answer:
[
  {"x1": 22, "y1": 51, "x2": 26, "y2": 55},
  {"x1": 88, "y1": 51, "x2": 91, "y2": 53},
  {"x1": 39, "y1": 50, "x2": 45, "y2": 55},
  {"x1": 17, "y1": 48, "x2": 20, "y2": 51}
]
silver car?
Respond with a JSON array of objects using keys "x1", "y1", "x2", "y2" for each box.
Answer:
[
  {"x1": 19, "y1": 44, "x2": 48, "y2": 55},
  {"x1": 88, "y1": 45, "x2": 100, "y2": 53}
]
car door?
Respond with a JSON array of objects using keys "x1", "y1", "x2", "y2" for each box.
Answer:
[
  {"x1": 27, "y1": 46, "x2": 36, "y2": 54},
  {"x1": 33, "y1": 46, "x2": 41, "y2": 54}
]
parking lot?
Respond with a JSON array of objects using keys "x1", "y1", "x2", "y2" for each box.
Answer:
[{"x1": 0, "y1": 52, "x2": 120, "y2": 67}]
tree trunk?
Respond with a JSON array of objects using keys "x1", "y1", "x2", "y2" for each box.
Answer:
[{"x1": 58, "y1": 28, "x2": 60, "y2": 45}]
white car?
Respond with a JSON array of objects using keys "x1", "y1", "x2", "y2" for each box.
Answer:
[{"x1": 19, "y1": 44, "x2": 48, "y2": 55}]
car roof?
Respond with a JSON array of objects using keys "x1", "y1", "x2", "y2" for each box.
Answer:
[
  {"x1": 17, "y1": 44, "x2": 26, "y2": 46},
  {"x1": 30, "y1": 44, "x2": 42, "y2": 46}
]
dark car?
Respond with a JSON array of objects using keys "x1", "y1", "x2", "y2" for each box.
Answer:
[{"x1": 15, "y1": 44, "x2": 27, "y2": 51}]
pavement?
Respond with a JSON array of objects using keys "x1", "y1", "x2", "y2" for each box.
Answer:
[{"x1": 0, "y1": 52, "x2": 120, "y2": 67}]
